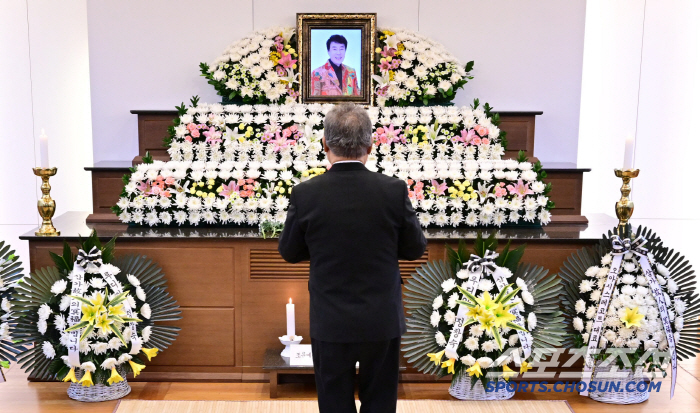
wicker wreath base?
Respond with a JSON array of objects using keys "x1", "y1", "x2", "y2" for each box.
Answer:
[
  {"x1": 588, "y1": 362, "x2": 650, "y2": 404},
  {"x1": 448, "y1": 372, "x2": 514, "y2": 400},
  {"x1": 67, "y1": 368, "x2": 131, "y2": 402}
]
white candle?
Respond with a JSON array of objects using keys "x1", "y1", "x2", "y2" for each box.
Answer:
[
  {"x1": 39, "y1": 129, "x2": 49, "y2": 168},
  {"x1": 623, "y1": 134, "x2": 635, "y2": 170},
  {"x1": 286, "y1": 298, "x2": 295, "y2": 339}
]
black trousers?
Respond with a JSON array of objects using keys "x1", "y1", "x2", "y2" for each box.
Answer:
[{"x1": 311, "y1": 337, "x2": 400, "y2": 413}]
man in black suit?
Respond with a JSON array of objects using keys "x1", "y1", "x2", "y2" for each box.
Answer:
[{"x1": 278, "y1": 103, "x2": 427, "y2": 413}]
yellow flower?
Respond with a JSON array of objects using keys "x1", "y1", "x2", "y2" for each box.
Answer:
[
  {"x1": 520, "y1": 361, "x2": 533, "y2": 374},
  {"x1": 465, "y1": 304, "x2": 483, "y2": 320},
  {"x1": 129, "y1": 360, "x2": 145, "y2": 378},
  {"x1": 208, "y1": 179, "x2": 215, "y2": 185},
  {"x1": 94, "y1": 312, "x2": 113, "y2": 335},
  {"x1": 108, "y1": 304, "x2": 126, "y2": 318},
  {"x1": 88, "y1": 292, "x2": 105, "y2": 307},
  {"x1": 238, "y1": 123, "x2": 245, "y2": 130},
  {"x1": 475, "y1": 291, "x2": 498, "y2": 312},
  {"x1": 466, "y1": 363, "x2": 483, "y2": 378},
  {"x1": 208, "y1": 193, "x2": 215, "y2": 199},
  {"x1": 107, "y1": 367, "x2": 124, "y2": 385},
  {"x1": 80, "y1": 304, "x2": 100, "y2": 324},
  {"x1": 62, "y1": 367, "x2": 78, "y2": 383},
  {"x1": 492, "y1": 304, "x2": 516, "y2": 328},
  {"x1": 427, "y1": 350, "x2": 445, "y2": 366},
  {"x1": 142, "y1": 347, "x2": 159, "y2": 361},
  {"x1": 462, "y1": 195, "x2": 470, "y2": 202},
  {"x1": 198, "y1": 182, "x2": 204, "y2": 187},
  {"x1": 501, "y1": 365, "x2": 517, "y2": 381},
  {"x1": 477, "y1": 311, "x2": 496, "y2": 330},
  {"x1": 620, "y1": 307, "x2": 644, "y2": 328},
  {"x1": 78, "y1": 370, "x2": 94, "y2": 387},
  {"x1": 441, "y1": 358, "x2": 456, "y2": 374},
  {"x1": 375, "y1": 47, "x2": 382, "y2": 53}
]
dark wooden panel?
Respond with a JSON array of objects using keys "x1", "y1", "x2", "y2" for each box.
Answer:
[
  {"x1": 498, "y1": 114, "x2": 537, "y2": 158},
  {"x1": 149, "y1": 308, "x2": 235, "y2": 367},
  {"x1": 91, "y1": 170, "x2": 127, "y2": 214},
  {"x1": 137, "y1": 113, "x2": 174, "y2": 158},
  {"x1": 545, "y1": 171, "x2": 584, "y2": 216}
]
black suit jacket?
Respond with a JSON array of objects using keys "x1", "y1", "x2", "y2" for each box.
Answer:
[{"x1": 278, "y1": 162, "x2": 427, "y2": 342}]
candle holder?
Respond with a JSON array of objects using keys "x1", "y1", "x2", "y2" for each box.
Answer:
[
  {"x1": 614, "y1": 168, "x2": 639, "y2": 235},
  {"x1": 279, "y1": 334, "x2": 303, "y2": 358},
  {"x1": 32, "y1": 167, "x2": 60, "y2": 236}
]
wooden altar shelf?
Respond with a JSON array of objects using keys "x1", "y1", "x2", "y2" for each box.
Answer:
[
  {"x1": 20, "y1": 211, "x2": 618, "y2": 382},
  {"x1": 85, "y1": 161, "x2": 589, "y2": 224},
  {"x1": 128, "y1": 109, "x2": 544, "y2": 165}
]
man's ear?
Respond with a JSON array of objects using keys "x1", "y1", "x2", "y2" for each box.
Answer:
[
  {"x1": 323, "y1": 137, "x2": 330, "y2": 153},
  {"x1": 366, "y1": 144, "x2": 372, "y2": 155}
]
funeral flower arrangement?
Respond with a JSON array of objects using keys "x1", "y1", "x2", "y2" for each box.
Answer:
[
  {"x1": 113, "y1": 99, "x2": 553, "y2": 228},
  {"x1": 201, "y1": 27, "x2": 472, "y2": 107},
  {"x1": 402, "y1": 234, "x2": 565, "y2": 392},
  {"x1": 13, "y1": 232, "x2": 181, "y2": 387},
  {"x1": 0, "y1": 240, "x2": 26, "y2": 368},
  {"x1": 373, "y1": 28, "x2": 473, "y2": 107},
  {"x1": 559, "y1": 226, "x2": 700, "y2": 397}
]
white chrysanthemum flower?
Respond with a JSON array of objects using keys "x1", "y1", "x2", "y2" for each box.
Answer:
[
  {"x1": 470, "y1": 324, "x2": 484, "y2": 337},
  {"x1": 118, "y1": 353, "x2": 132, "y2": 364},
  {"x1": 527, "y1": 313, "x2": 537, "y2": 330},
  {"x1": 585, "y1": 306, "x2": 597, "y2": 319},
  {"x1": 590, "y1": 290, "x2": 602, "y2": 302},
  {"x1": 644, "y1": 339, "x2": 658, "y2": 350},
  {"x1": 585, "y1": 266, "x2": 600, "y2": 277},
  {"x1": 92, "y1": 342, "x2": 109, "y2": 355},
  {"x1": 521, "y1": 291, "x2": 534, "y2": 305},
  {"x1": 618, "y1": 327, "x2": 634, "y2": 339},
  {"x1": 621, "y1": 274, "x2": 636, "y2": 284},
  {"x1": 127, "y1": 274, "x2": 141, "y2": 287},
  {"x1": 101, "y1": 358, "x2": 118, "y2": 370},
  {"x1": 89, "y1": 277, "x2": 107, "y2": 290},
  {"x1": 441, "y1": 278, "x2": 457, "y2": 293},
  {"x1": 79, "y1": 340, "x2": 91, "y2": 354},
  {"x1": 140, "y1": 303, "x2": 151, "y2": 319},
  {"x1": 126, "y1": 295, "x2": 137, "y2": 310},
  {"x1": 42, "y1": 341, "x2": 55, "y2": 359},
  {"x1": 601, "y1": 254, "x2": 613, "y2": 265},
  {"x1": 579, "y1": 279, "x2": 594, "y2": 293},
  {"x1": 597, "y1": 267, "x2": 609, "y2": 278},
  {"x1": 675, "y1": 317, "x2": 684, "y2": 331},
  {"x1": 81, "y1": 361, "x2": 96, "y2": 373},
  {"x1": 38, "y1": 303, "x2": 52, "y2": 321},
  {"x1": 481, "y1": 340, "x2": 498, "y2": 352},
  {"x1": 142, "y1": 326, "x2": 152, "y2": 343},
  {"x1": 478, "y1": 279, "x2": 494, "y2": 292},
  {"x1": 432, "y1": 295, "x2": 443, "y2": 309},
  {"x1": 136, "y1": 287, "x2": 146, "y2": 301},
  {"x1": 444, "y1": 310, "x2": 456, "y2": 325},
  {"x1": 435, "y1": 331, "x2": 447, "y2": 347},
  {"x1": 656, "y1": 263, "x2": 670, "y2": 277},
  {"x1": 51, "y1": 280, "x2": 68, "y2": 295},
  {"x1": 621, "y1": 285, "x2": 636, "y2": 296},
  {"x1": 667, "y1": 279, "x2": 678, "y2": 294},
  {"x1": 447, "y1": 292, "x2": 459, "y2": 309},
  {"x1": 604, "y1": 330, "x2": 617, "y2": 342},
  {"x1": 460, "y1": 354, "x2": 476, "y2": 366},
  {"x1": 108, "y1": 337, "x2": 123, "y2": 350},
  {"x1": 456, "y1": 269, "x2": 470, "y2": 279},
  {"x1": 623, "y1": 262, "x2": 638, "y2": 273},
  {"x1": 575, "y1": 299, "x2": 586, "y2": 313},
  {"x1": 464, "y1": 336, "x2": 480, "y2": 351},
  {"x1": 38, "y1": 320, "x2": 47, "y2": 335},
  {"x1": 53, "y1": 314, "x2": 66, "y2": 331},
  {"x1": 430, "y1": 311, "x2": 441, "y2": 327},
  {"x1": 636, "y1": 275, "x2": 648, "y2": 286},
  {"x1": 508, "y1": 333, "x2": 519, "y2": 346},
  {"x1": 573, "y1": 317, "x2": 584, "y2": 332},
  {"x1": 477, "y1": 357, "x2": 494, "y2": 368}
]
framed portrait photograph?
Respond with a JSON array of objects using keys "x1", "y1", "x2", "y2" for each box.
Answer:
[{"x1": 297, "y1": 13, "x2": 376, "y2": 105}]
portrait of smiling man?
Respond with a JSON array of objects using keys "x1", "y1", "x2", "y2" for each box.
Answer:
[{"x1": 311, "y1": 34, "x2": 361, "y2": 96}]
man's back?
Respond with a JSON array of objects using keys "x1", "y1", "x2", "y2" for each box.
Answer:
[{"x1": 278, "y1": 162, "x2": 426, "y2": 342}]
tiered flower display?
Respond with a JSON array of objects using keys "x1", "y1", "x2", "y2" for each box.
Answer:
[
  {"x1": 402, "y1": 234, "x2": 565, "y2": 395},
  {"x1": 14, "y1": 232, "x2": 181, "y2": 388},
  {"x1": 201, "y1": 27, "x2": 472, "y2": 107},
  {"x1": 114, "y1": 100, "x2": 553, "y2": 228}
]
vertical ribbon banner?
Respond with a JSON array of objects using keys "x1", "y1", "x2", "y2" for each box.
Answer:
[
  {"x1": 65, "y1": 247, "x2": 142, "y2": 368},
  {"x1": 444, "y1": 250, "x2": 532, "y2": 360},
  {"x1": 579, "y1": 235, "x2": 677, "y2": 398}
]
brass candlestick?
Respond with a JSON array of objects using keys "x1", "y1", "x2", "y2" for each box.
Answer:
[
  {"x1": 614, "y1": 168, "x2": 640, "y2": 234},
  {"x1": 32, "y1": 167, "x2": 60, "y2": 236}
]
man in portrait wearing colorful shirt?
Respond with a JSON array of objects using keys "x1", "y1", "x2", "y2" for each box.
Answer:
[{"x1": 311, "y1": 34, "x2": 360, "y2": 96}]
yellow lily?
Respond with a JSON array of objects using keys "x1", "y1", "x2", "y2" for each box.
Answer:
[
  {"x1": 62, "y1": 367, "x2": 77, "y2": 383},
  {"x1": 88, "y1": 292, "x2": 106, "y2": 310},
  {"x1": 465, "y1": 304, "x2": 483, "y2": 320},
  {"x1": 501, "y1": 365, "x2": 517, "y2": 381},
  {"x1": 108, "y1": 303, "x2": 126, "y2": 318},
  {"x1": 492, "y1": 304, "x2": 517, "y2": 328},
  {"x1": 427, "y1": 350, "x2": 445, "y2": 366},
  {"x1": 129, "y1": 360, "x2": 145, "y2": 377},
  {"x1": 466, "y1": 363, "x2": 483, "y2": 378},
  {"x1": 520, "y1": 360, "x2": 533, "y2": 374},
  {"x1": 441, "y1": 358, "x2": 456, "y2": 374},
  {"x1": 620, "y1": 307, "x2": 644, "y2": 328},
  {"x1": 142, "y1": 347, "x2": 159, "y2": 361},
  {"x1": 80, "y1": 304, "x2": 100, "y2": 324},
  {"x1": 475, "y1": 292, "x2": 499, "y2": 313},
  {"x1": 107, "y1": 367, "x2": 124, "y2": 385},
  {"x1": 476, "y1": 311, "x2": 496, "y2": 330},
  {"x1": 94, "y1": 312, "x2": 113, "y2": 335},
  {"x1": 78, "y1": 370, "x2": 94, "y2": 387}
]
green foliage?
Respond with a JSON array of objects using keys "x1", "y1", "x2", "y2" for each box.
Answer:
[
  {"x1": 259, "y1": 221, "x2": 284, "y2": 239},
  {"x1": 142, "y1": 151, "x2": 153, "y2": 164}
]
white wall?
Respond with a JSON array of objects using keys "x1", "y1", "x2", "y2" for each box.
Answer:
[
  {"x1": 0, "y1": 0, "x2": 93, "y2": 260},
  {"x1": 87, "y1": 0, "x2": 587, "y2": 163},
  {"x1": 579, "y1": 0, "x2": 700, "y2": 221}
]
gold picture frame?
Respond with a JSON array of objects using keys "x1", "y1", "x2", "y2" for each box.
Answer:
[{"x1": 297, "y1": 13, "x2": 376, "y2": 105}]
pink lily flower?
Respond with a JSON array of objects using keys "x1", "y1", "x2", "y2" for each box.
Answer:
[
  {"x1": 271, "y1": 135, "x2": 292, "y2": 152},
  {"x1": 506, "y1": 180, "x2": 534, "y2": 198},
  {"x1": 203, "y1": 127, "x2": 222, "y2": 144},
  {"x1": 137, "y1": 181, "x2": 151, "y2": 194},
  {"x1": 277, "y1": 52, "x2": 297, "y2": 69},
  {"x1": 430, "y1": 180, "x2": 448, "y2": 196},
  {"x1": 219, "y1": 181, "x2": 240, "y2": 198}
]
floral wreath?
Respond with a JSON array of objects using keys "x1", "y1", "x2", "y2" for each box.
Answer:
[
  {"x1": 0, "y1": 240, "x2": 26, "y2": 368},
  {"x1": 14, "y1": 231, "x2": 181, "y2": 386}
]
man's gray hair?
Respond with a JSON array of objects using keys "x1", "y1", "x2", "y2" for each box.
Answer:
[{"x1": 323, "y1": 103, "x2": 372, "y2": 158}]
